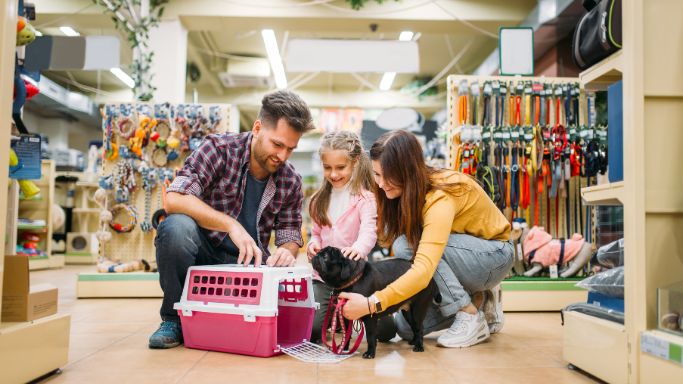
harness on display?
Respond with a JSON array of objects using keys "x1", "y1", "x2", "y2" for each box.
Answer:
[{"x1": 322, "y1": 261, "x2": 366, "y2": 355}]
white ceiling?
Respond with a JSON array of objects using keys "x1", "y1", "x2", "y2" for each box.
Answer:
[{"x1": 32, "y1": 0, "x2": 539, "y2": 111}]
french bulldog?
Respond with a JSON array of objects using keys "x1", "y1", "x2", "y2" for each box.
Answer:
[{"x1": 312, "y1": 246, "x2": 439, "y2": 359}]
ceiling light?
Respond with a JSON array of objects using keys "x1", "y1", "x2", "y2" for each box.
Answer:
[
  {"x1": 261, "y1": 29, "x2": 287, "y2": 89},
  {"x1": 379, "y1": 72, "x2": 396, "y2": 91},
  {"x1": 398, "y1": 31, "x2": 414, "y2": 41},
  {"x1": 59, "y1": 26, "x2": 80, "y2": 37},
  {"x1": 34, "y1": 30, "x2": 43, "y2": 37},
  {"x1": 110, "y1": 67, "x2": 135, "y2": 88}
]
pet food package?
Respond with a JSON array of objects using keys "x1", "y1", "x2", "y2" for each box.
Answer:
[
  {"x1": 572, "y1": 0, "x2": 622, "y2": 70},
  {"x1": 596, "y1": 238, "x2": 624, "y2": 269},
  {"x1": 577, "y1": 266, "x2": 624, "y2": 298}
]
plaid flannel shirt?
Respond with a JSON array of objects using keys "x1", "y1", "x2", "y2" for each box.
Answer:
[{"x1": 167, "y1": 132, "x2": 304, "y2": 256}]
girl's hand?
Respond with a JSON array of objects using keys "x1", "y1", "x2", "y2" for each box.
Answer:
[
  {"x1": 307, "y1": 241, "x2": 321, "y2": 261},
  {"x1": 338, "y1": 292, "x2": 370, "y2": 320},
  {"x1": 341, "y1": 247, "x2": 363, "y2": 261}
]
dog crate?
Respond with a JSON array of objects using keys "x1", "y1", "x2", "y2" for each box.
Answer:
[{"x1": 174, "y1": 265, "x2": 317, "y2": 357}]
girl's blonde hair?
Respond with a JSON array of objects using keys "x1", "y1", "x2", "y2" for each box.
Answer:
[{"x1": 309, "y1": 131, "x2": 373, "y2": 227}]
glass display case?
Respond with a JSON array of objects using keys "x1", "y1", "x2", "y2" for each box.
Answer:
[{"x1": 658, "y1": 281, "x2": 683, "y2": 336}]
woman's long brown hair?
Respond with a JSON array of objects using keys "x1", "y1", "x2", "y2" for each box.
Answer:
[{"x1": 370, "y1": 130, "x2": 468, "y2": 252}]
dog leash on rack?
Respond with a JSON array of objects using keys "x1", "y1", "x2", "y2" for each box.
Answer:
[{"x1": 322, "y1": 295, "x2": 365, "y2": 355}]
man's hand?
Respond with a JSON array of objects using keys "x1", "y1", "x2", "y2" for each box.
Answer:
[
  {"x1": 307, "y1": 241, "x2": 321, "y2": 261},
  {"x1": 227, "y1": 219, "x2": 263, "y2": 266},
  {"x1": 341, "y1": 247, "x2": 363, "y2": 261},
  {"x1": 267, "y1": 247, "x2": 297, "y2": 267}
]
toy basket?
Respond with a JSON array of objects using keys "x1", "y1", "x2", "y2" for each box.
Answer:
[{"x1": 174, "y1": 264, "x2": 317, "y2": 357}]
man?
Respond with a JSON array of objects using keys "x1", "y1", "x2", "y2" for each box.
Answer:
[{"x1": 149, "y1": 90, "x2": 314, "y2": 349}]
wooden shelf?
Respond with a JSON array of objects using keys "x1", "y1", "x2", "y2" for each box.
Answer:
[
  {"x1": 73, "y1": 208, "x2": 100, "y2": 214},
  {"x1": 0, "y1": 314, "x2": 70, "y2": 384},
  {"x1": 77, "y1": 272, "x2": 163, "y2": 298},
  {"x1": 75, "y1": 181, "x2": 99, "y2": 188},
  {"x1": 580, "y1": 50, "x2": 623, "y2": 90},
  {"x1": 641, "y1": 330, "x2": 683, "y2": 366},
  {"x1": 501, "y1": 277, "x2": 587, "y2": 311},
  {"x1": 563, "y1": 311, "x2": 628, "y2": 384},
  {"x1": 581, "y1": 181, "x2": 625, "y2": 206}
]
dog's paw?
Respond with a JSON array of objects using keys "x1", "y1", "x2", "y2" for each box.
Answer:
[
  {"x1": 362, "y1": 351, "x2": 376, "y2": 359},
  {"x1": 412, "y1": 345, "x2": 425, "y2": 352}
]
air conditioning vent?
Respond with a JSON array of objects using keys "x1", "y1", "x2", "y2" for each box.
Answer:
[{"x1": 218, "y1": 57, "x2": 273, "y2": 88}]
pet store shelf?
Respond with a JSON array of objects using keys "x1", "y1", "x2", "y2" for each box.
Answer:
[
  {"x1": 0, "y1": 314, "x2": 71, "y2": 384},
  {"x1": 581, "y1": 181, "x2": 624, "y2": 206},
  {"x1": 77, "y1": 272, "x2": 163, "y2": 298},
  {"x1": 580, "y1": 50, "x2": 623, "y2": 90},
  {"x1": 72, "y1": 208, "x2": 100, "y2": 214},
  {"x1": 641, "y1": 330, "x2": 683, "y2": 375},
  {"x1": 64, "y1": 252, "x2": 97, "y2": 265},
  {"x1": 28, "y1": 254, "x2": 65, "y2": 271},
  {"x1": 563, "y1": 311, "x2": 628, "y2": 384},
  {"x1": 501, "y1": 277, "x2": 587, "y2": 312}
]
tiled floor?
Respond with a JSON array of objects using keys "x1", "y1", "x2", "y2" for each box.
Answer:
[{"x1": 31, "y1": 265, "x2": 599, "y2": 384}]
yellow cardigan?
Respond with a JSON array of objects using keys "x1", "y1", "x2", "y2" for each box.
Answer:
[{"x1": 373, "y1": 170, "x2": 510, "y2": 309}]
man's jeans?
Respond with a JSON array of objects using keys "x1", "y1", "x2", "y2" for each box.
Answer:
[
  {"x1": 389, "y1": 234, "x2": 514, "y2": 338},
  {"x1": 155, "y1": 214, "x2": 237, "y2": 321}
]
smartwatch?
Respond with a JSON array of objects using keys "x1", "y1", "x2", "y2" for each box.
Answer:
[{"x1": 370, "y1": 295, "x2": 383, "y2": 314}]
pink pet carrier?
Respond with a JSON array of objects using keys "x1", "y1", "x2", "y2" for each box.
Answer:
[{"x1": 174, "y1": 265, "x2": 318, "y2": 357}]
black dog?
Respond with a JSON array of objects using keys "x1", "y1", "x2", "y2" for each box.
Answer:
[{"x1": 312, "y1": 246, "x2": 438, "y2": 359}]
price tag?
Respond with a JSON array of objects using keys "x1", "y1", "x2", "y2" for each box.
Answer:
[{"x1": 549, "y1": 265, "x2": 559, "y2": 279}]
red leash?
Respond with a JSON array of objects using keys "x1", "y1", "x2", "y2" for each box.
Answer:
[{"x1": 322, "y1": 295, "x2": 365, "y2": 355}]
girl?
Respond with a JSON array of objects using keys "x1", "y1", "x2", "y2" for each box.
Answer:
[
  {"x1": 339, "y1": 130, "x2": 513, "y2": 348},
  {"x1": 307, "y1": 130, "x2": 377, "y2": 344}
]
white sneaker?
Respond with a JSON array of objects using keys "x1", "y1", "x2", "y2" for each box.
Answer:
[
  {"x1": 437, "y1": 311, "x2": 490, "y2": 348},
  {"x1": 483, "y1": 285, "x2": 505, "y2": 334}
]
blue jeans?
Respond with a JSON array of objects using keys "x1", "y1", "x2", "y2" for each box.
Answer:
[
  {"x1": 155, "y1": 214, "x2": 237, "y2": 322},
  {"x1": 391, "y1": 234, "x2": 514, "y2": 338}
]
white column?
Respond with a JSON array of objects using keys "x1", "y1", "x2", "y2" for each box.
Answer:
[{"x1": 148, "y1": 19, "x2": 187, "y2": 103}]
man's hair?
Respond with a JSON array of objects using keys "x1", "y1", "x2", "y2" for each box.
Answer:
[{"x1": 258, "y1": 90, "x2": 314, "y2": 133}]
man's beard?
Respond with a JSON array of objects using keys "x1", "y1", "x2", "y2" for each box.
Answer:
[{"x1": 253, "y1": 136, "x2": 283, "y2": 174}]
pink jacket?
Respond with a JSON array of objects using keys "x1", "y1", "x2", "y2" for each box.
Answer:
[
  {"x1": 309, "y1": 189, "x2": 377, "y2": 279},
  {"x1": 522, "y1": 226, "x2": 585, "y2": 267}
]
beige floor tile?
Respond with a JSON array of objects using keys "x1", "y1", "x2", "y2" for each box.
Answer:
[
  {"x1": 318, "y1": 368, "x2": 455, "y2": 384},
  {"x1": 447, "y1": 367, "x2": 598, "y2": 384}
]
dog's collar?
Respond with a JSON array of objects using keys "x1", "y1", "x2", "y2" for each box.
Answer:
[{"x1": 334, "y1": 260, "x2": 366, "y2": 291}]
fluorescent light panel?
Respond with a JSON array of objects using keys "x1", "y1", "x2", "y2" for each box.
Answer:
[
  {"x1": 398, "y1": 31, "x2": 414, "y2": 41},
  {"x1": 59, "y1": 26, "x2": 80, "y2": 36},
  {"x1": 379, "y1": 72, "x2": 396, "y2": 91},
  {"x1": 379, "y1": 30, "x2": 413, "y2": 91},
  {"x1": 261, "y1": 29, "x2": 287, "y2": 89},
  {"x1": 34, "y1": 30, "x2": 43, "y2": 36},
  {"x1": 110, "y1": 67, "x2": 135, "y2": 88}
]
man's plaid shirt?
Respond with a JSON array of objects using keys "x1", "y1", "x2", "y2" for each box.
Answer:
[{"x1": 167, "y1": 132, "x2": 303, "y2": 256}]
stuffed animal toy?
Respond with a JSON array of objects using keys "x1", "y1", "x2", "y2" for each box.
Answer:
[
  {"x1": 517, "y1": 223, "x2": 593, "y2": 278},
  {"x1": 97, "y1": 257, "x2": 152, "y2": 273}
]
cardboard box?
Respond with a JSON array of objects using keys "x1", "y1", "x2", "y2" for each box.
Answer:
[{"x1": 2, "y1": 255, "x2": 58, "y2": 322}]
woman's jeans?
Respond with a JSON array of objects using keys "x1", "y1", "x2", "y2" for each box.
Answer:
[{"x1": 390, "y1": 234, "x2": 514, "y2": 339}]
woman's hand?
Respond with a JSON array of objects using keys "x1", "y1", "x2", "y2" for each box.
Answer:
[
  {"x1": 341, "y1": 247, "x2": 363, "y2": 261},
  {"x1": 338, "y1": 292, "x2": 371, "y2": 320},
  {"x1": 307, "y1": 241, "x2": 321, "y2": 261}
]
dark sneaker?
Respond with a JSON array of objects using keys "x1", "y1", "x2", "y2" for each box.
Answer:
[{"x1": 148, "y1": 321, "x2": 183, "y2": 349}]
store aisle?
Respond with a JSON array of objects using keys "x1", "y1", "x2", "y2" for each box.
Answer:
[{"x1": 31, "y1": 266, "x2": 598, "y2": 384}]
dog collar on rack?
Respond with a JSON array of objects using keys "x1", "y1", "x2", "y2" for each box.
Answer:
[
  {"x1": 109, "y1": 204, "x2": 138, "y2": 233},
  {"x1": 333, "y1": 260, "x2": 366, "y2": 292}
]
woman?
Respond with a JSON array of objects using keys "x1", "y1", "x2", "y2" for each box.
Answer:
[{"x1": 339, "y1": 130, "x2": 513, "y2": 348}]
